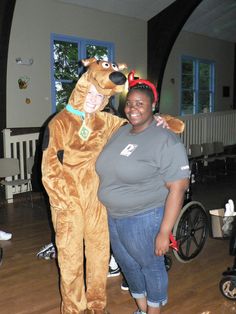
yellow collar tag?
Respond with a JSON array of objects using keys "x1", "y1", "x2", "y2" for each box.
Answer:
[{"x1": 78, "y1": 120, "x2": 91, "y2": 141}]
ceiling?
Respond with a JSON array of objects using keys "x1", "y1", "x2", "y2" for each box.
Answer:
[{"x1": 59, "y1": 0, "x2": 236, "y2": 43}]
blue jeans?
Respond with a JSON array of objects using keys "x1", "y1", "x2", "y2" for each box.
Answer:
[{"x1": 108, "y1": 207, "x2": 168, "y2": 308}]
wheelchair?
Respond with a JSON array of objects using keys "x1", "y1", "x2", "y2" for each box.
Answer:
[{"x1": 166, "y1": 173, "x2": 209, "y2": 267}]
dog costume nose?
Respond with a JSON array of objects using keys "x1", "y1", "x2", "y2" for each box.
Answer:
[{"x1": 109, "y1": 72, "x2": 126, "y2": 85}]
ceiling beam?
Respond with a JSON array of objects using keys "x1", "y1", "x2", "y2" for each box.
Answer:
[{"x1": 148, "y1": 0, "x2": 203, "y2": 110}]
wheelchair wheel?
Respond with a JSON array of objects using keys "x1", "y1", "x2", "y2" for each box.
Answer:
[
  {"x1": 219, "y1": 277, "x2": 236, "y2": 300},
  {"x1": 172, "y1": 201, "x2": 209, "y2": 263}
]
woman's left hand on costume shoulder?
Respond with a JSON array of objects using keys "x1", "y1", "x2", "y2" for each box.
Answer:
[
  {"x1": 154, "y1": 113, "x2": 185, "y2": 134},
  {"x1": 153, "y1": 114, "x2": 170, "y2": 129}
]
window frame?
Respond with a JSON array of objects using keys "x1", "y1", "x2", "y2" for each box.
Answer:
[
  {"x1": 180, "y1": 55, "x2": 215, "y2": 116},
  {"x1": 50, "y1": 33, "x2": 115, "y2": 112}
]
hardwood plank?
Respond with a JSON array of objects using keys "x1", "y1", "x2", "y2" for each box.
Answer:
[{"x1": 0, "y1": 178, "x2": 235, "y2": 314}]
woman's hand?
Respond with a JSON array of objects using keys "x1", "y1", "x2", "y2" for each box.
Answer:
[
  {"x1": 155, "y1": 231, "x2": 170, "y2": 256},
  {"x1": 153, "y1": 114, "x2": 170, "y2": 129}
]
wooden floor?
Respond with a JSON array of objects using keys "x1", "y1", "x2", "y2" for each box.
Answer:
[{"x1": 1, "y1": 173, "x2": 236, "y2": 314}]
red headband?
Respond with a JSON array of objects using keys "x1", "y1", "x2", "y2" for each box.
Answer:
[{"x1": 128, "y1": 70, "x2": 158, "y2": 103}]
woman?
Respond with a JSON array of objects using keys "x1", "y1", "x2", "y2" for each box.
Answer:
[{"x1": 96, "y1": 79, "x2": 190, "y2": 314}]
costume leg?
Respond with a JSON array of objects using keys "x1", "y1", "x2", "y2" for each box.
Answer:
[
  {"x1": 51, "y1": 207, "x2": 87, "y2": 313},
  {"x1": 84, "y1": 202, "x2": 110, "y2": 310}
]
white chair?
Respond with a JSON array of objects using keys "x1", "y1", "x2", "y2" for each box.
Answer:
[
  {"x1": 201, "y1": 143, "x2": 220, "y2": 179},
  {"x1": 189, "y1": 144, "x2": 203, "y2": 159},
  {"x1": 201, "y1": 142, "x2": 216, "y2": 165},
  {"x1": 213, "y1": 141, "x2": 228, "y2": 175},
  {"x1": 26, "y1": 156, "x2": 35, "y2": 175},
  {"x1": 0, "y1": 158, "x2": 33, "y2": 206},
  {"x1": 188, "y1": 144, "x2": 204, "y2": 182},
  {"x1": 223, "y1": 145, "x2": 236, "y2": 160},
  {"x1": 214, "y1": 141, "x2": 236, "y2": 174},
  {"x1": 213, "y1": 141, "x2": 227, "y2": 157}
]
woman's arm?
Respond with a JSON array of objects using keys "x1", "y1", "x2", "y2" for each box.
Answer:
[{"x1": 155, "y1": 178, "x2": 189, "y2": 256}]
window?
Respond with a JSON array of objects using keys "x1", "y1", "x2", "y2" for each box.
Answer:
[
  {"x1": 51, "y1": 34, "x2": 114, "y2": 112},
  {"x1": 181, "y1": 56, "x2": 215, "y2": 115}
]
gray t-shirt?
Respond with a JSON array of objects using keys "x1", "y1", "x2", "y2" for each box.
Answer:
[{"x1": 96, "y1": 120, "x2": 190, "y2": 218}]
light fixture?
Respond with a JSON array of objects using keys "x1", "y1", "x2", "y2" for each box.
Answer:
[{"x1": 15, "y1": 57, "x2": 34, "y2": 65}]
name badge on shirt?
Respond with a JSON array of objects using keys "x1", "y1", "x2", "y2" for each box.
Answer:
[{"x1": 120, "y1": 144, "x2": 138, "y2": 157}]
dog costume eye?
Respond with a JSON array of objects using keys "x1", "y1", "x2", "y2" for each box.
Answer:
[
  {"x1": 102, "y1": 62, "x2": 110, "y2": 69},
  {"x1": 111, "y1": 63, "x2": 118, "y2": 71}
]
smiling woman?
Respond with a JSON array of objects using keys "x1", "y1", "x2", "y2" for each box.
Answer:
[
  {"x1": 125, "y1": 86, "x2": 155, "y2": 133},
  {"x1": 96, "y1": 77, "x2": 190, "y2": 314}
]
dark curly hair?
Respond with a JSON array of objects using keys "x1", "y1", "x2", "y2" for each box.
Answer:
[{"x1": 127, "y1": 84, "x2": 155, "y2": 104}]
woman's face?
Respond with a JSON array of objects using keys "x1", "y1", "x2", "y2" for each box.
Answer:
[
  {"x1": 124, "y1": 90, "x2": 155, "y2": 132},
  {"x1": 84, "y1": 84, "x2": 105, "y2": 113}
]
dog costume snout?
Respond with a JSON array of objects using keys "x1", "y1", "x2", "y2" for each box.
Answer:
[{"x1": 109, "y1": 71, "x2": 126, "y2": 85}]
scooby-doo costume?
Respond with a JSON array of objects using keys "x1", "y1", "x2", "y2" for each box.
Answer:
[
  {"x1": 42, "y1": 58, "x2": 127, "y2": 314},
  {"x1": 42, "y1": 58, "x2": 184, "y2": 314}
]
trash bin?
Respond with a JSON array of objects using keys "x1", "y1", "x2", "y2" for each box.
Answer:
[{"x1": 209, "y1": 208, "x2": 234, "y2": 238}]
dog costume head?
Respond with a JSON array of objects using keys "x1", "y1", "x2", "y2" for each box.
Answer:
[{"x1": 68, "y1": 57, "x2": 127, "y2": 112}]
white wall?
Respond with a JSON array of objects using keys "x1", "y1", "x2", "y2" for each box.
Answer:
[
  {"x1": 160, "y1": 31, "x2": 234, "y2": 116},
  {"x1": 7, "y1": 1, "x2": 235, "y2": 127},
  {"x1": 7, "y1": 0, "x2": 147, "y2": 127}
]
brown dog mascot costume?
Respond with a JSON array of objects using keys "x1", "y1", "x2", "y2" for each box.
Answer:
[{"x1": 41, "y1": 57, "x2": 184, "y2": 314}]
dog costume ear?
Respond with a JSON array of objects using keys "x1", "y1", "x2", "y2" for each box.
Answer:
[
  {"x1": 81, "y1": 57, "x2": 97, "y2": 67},
  {"x1": 116, "y1": 63, "x2": 127, "y2": 71}
]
